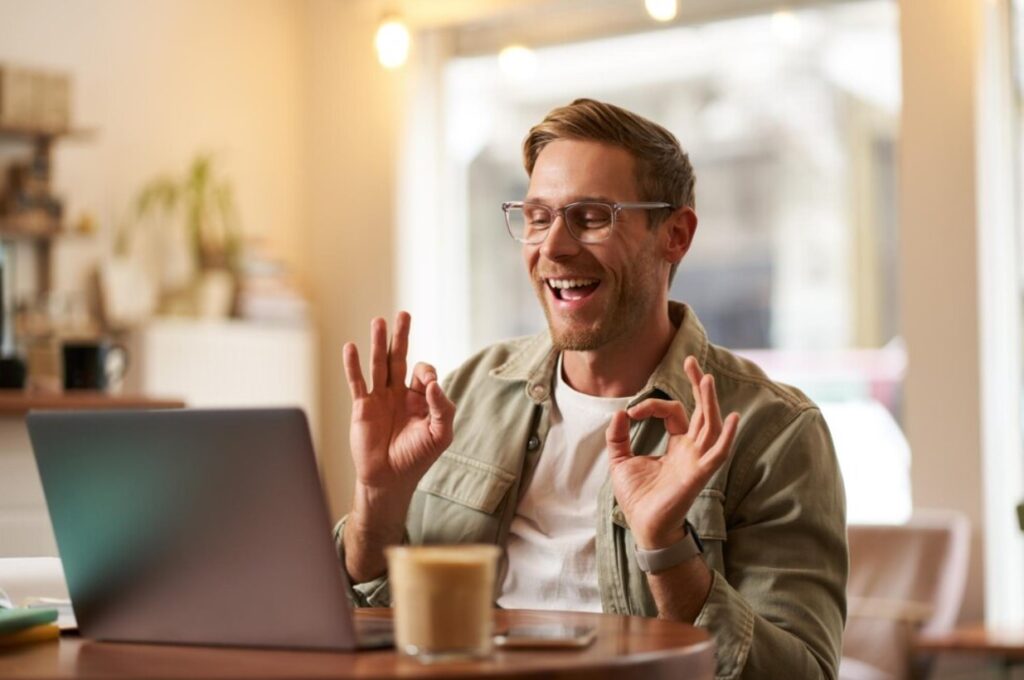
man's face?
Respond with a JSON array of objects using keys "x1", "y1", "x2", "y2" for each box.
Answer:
[{"x1": 523, "y1": 139, "x2": 667, "y2": 351}]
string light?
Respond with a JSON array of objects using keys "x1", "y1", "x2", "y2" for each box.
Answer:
[
  {"x1": 498, "y1": 45, "x2": 538, "y2": 79},
  {"x1": 375, "y1": 16, "x2": 410, "y2": 69},
  {"x1": 771, "y1": 10, "x2": 803, "y2": 46},
  {"x1": 645, "y1": 0, "x2": 678, "y2": 22}
]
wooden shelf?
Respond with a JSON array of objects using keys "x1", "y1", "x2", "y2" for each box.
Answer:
[
  {"x1": 0, "y1": 215, "x2": 62, "y2": 240},
  {"x1": 0, "y1": 391, "x2": 185, "y2": 415},
  {"x1": 0, "y1": 124, "x2": 94, "y2": 141}
]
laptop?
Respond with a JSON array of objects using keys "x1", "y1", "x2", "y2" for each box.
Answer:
[{"x1": 27, "y1": 407, "x2": 392, "y2": 651}]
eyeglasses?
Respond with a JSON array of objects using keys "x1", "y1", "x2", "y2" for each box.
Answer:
[{"x1": 501, "y1": 201, "x2": 674, "y2": 244}]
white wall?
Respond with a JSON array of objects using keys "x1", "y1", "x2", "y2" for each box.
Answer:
[{"x1": 0, "y1": 0, "x2": 310, "y2": 292}]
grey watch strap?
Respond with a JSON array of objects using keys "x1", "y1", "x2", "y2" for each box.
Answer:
[{"x1": 634, "y1": 521, "x2": 704, "y2": 574}]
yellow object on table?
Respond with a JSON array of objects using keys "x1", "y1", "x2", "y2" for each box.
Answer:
[{"x1": 0, "y1": 623, "x2": 60, "y2": 647}]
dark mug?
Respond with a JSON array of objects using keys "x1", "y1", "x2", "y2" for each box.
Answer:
[{"x1": 62, "y1": 341, "x2": 129, "y2": 391}]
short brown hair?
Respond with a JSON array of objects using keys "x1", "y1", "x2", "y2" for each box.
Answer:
[
  {"x1": 524, "y1": 98, "x2": 696, "y2": 210},
  {"x1": 523, "y1": 98, "x2": 696, "y2": 284}
]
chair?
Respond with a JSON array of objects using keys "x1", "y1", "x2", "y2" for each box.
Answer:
[{"x1": 839, "y1": 510, "x2": 971, "y2": 680}]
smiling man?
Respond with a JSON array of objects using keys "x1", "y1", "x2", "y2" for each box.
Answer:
[{"x1": 336, "y1": 99, "x2": 847, "y2": 680}]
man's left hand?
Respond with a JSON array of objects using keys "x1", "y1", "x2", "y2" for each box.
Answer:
[{"x1": 606, "y1": 356, "x2": 740, "y2": 550}]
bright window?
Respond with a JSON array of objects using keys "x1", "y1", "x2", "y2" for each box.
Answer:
[{"x1": 401, "y1": 1, "x2": 906, "y2": 524}]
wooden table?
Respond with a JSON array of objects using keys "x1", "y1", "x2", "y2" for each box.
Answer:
[
  {"x1": 0, "y1": 609, "x2": 715, "y2": 679},
  {"x1": 915, "y1": 625, "x2": 1024, "y2": 679}
]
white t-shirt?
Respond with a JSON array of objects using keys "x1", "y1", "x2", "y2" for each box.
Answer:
[{"x1": 497, "y1": 356, "x2": 633, "y2": 612}]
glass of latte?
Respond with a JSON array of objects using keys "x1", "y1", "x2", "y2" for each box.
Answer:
[{"x1": 386, "y1": 544, "x2": 500, "y2": 662}]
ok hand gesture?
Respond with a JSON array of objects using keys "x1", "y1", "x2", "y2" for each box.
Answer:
[
  {"x1": 606, "y1": 356, "x2": 739, "y2": 550},
  {"x1": 343, "y1": 312, "x2": 455, "y2": 496}
]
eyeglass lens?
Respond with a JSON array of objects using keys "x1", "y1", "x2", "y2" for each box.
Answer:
[{"x1": 507, "y1": 203, "x2": 613, "y2": 243}]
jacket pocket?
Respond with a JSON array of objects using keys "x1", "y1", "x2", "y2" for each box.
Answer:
[
  {"x1": 416, "y1": 451, "x2": 516, "y2": 514},
  {"x1": 687, "y1": 490, "x2": 727, "y2": 541}
]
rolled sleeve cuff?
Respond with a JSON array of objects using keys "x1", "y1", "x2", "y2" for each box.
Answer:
[
  {"x1": 332, "y1": 515, "x2": 394, "y2": 608},
  {"x1": 694, "y1": 569, "x2": 756, "y2": 680}
]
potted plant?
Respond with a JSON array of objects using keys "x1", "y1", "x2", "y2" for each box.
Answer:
[{"x1": 114, "y1": 154, "x2": 242, "y2": 319}]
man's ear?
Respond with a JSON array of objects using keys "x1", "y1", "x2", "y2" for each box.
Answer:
[{"x1": 662, "y1": 206, "x2": 697, "y2": 265}]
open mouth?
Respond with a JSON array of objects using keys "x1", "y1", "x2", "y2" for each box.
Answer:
[{"x1": 546, "y1": 277, "x2": 601, "y2": 302}]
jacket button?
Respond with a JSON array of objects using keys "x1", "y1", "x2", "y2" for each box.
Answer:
[
  {"x1": 531, "y1": 385, "x2": 547, "y2": 399},
  {"x1": 527, "y1": 435, "x2": 541, "y2": 451}
]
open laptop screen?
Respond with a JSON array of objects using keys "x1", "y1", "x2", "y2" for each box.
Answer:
[{"x1": 28, "y1": 408, "x2": 359, "y2": 650}]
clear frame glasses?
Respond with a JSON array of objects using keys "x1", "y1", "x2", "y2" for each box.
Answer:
[{"x1": 501, "y1": 200, "x2": 675, "y2": 244}]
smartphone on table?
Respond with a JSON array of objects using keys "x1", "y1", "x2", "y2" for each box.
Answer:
[{"x1": 494, "y1": 624, "x2": 597, "y2": 649}]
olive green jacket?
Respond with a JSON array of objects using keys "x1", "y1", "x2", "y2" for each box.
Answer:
[{"x1": 335, "y1": 302, "x2": 847, "y2": 680}]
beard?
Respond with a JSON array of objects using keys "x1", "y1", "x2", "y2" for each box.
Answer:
[{"x1": 535, "y1": 245, "x2": 663, "y2": 352}]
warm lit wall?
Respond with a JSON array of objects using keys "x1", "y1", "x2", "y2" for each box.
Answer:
[
  {"x1": 899, "y1": 0, "x2": 985, "y2": 621},
  {"x1": 0, "y1": 0, "x2": 309, "y2": 291},
  {"x1": 305, "y1": 0, "x2": 404, "y2": 519}
]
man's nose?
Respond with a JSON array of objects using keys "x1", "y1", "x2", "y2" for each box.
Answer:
[{"x1": 539, "y1": 213, "x2": 581, "y2": 260}]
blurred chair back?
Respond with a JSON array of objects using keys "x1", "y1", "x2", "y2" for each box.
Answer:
[{"x1": 840, "y1": 510, "x2": 971, "y2": 680}]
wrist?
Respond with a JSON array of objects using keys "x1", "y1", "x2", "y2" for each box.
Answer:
[
  {"x1": 351, "y1": 482, "x2": 415, "y2": 539},
  {"x1": 344, "y1": 483, "x2": 415, "y2": 585},
  {"x1": 634, "y1": 521, "x2": 705, "y2": 576},
  {"x1": 634, "y1": 524, "x2": 689, "y2": 551}
]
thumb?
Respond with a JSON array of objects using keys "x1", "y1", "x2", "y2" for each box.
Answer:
[
  {"x1": 425, "y1": 381, "x2": 455, "y2": 444},
  {"x1": 606, "y1": 410, "x2": 633, "y2": 466}
]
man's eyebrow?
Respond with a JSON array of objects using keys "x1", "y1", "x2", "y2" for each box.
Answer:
[{"x1": 523, "y1": 195, "x2": 617, "y2": 205}]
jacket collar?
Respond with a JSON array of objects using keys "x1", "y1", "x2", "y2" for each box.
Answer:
[{"x1": 489, "y1": 301, "x2": 710, "y2": 411}]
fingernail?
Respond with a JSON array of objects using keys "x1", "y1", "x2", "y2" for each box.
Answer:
[{"x1": 426, "y1": 372, "x2": 436, "y2": 382}]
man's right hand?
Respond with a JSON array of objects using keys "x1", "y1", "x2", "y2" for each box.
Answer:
[{"x1": 341, "y1": 312, "x2": 455, "y2": 583}]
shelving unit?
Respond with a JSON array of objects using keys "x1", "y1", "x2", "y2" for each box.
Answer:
[
  {"x1": 0, "y1": 124, "x2": 94, "y2": 294},
  {"x1": 0, "y1": 216, "x2": 61, "y2": 238},
  {"x1": 0, "y1": 125, "x2": 96, "y2": 346},
  {"x1": 0, "y1": 390, "x2": 183, "y2": 414}
]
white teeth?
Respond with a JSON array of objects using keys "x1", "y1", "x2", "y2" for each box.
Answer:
[{"x1": 547, "y1": 278, "x2": 598, "y2": 289}]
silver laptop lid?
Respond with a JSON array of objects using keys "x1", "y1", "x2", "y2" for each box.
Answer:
[{"x1": 27, "y1": 408, "x2": 357, "y2": 650}]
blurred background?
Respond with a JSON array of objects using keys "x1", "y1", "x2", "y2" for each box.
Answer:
[{"x1": 0, "y1": 0, "x2": 1021, "y2": 675}]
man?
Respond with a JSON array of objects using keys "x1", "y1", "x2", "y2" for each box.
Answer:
[{"x1": 336, "y1": 99, "x2": 847, "y2": 679}]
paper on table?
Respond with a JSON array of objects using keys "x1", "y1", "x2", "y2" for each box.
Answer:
[{"x1": 23, "y1": 598, "x2": 76, "y2": 631}]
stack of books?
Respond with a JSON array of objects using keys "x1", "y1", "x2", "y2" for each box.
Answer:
[{"x1": 0, "y1": 606, "x2": 59, "y2": 646}]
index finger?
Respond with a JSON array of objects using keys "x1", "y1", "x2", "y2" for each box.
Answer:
[{"x1": 626, "y1": 398, "x2": 690, "y2": 436}]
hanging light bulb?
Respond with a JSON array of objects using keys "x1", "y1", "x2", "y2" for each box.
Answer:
[
  {"x1": 771, "y1": 10, "x2": 803, "y2": 46},
  {"x1": 375, "y1": 16, "x2": 410, "y2": 69},
  {"x1": 498, "y1": 45, "x2": 538, "y2": 80},
  {"x1": 645, "y1": 0, "x2": 678, "y2": 22}
]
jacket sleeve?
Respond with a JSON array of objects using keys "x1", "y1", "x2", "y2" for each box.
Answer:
[
  {"x1": 333, "y1": 516, "x2": 394, "y2": 608},
  {"x1": 695, "y1": 408, "x2": 848, "y2": 680}
]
